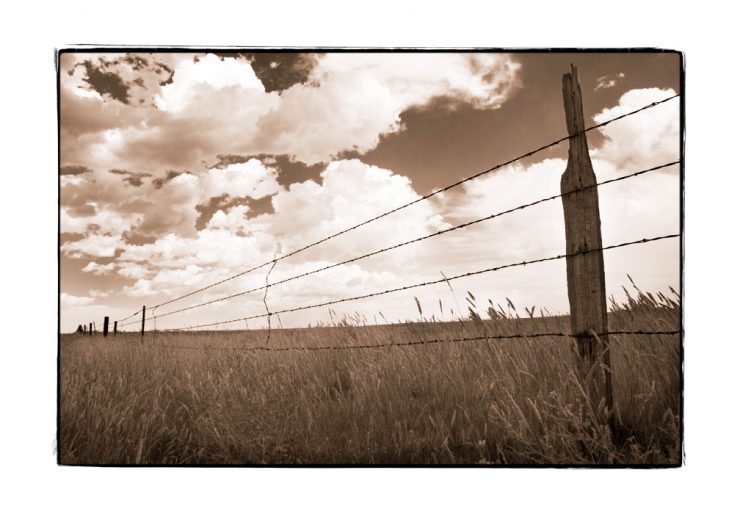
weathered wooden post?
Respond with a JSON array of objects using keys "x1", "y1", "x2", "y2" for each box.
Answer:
[
  {"x1": 76, "y1": 324, "x2": 83, "y2": 334},
  {"x1": 103, "y1": 316, "x2": 109, "y2": 337},
  {"x1": 560, "y1": 65, "x2": 615, "y2": 436},
  {"x1": 83, "y1": 324, "x2": 87, "y2": 334},
  {"x1": 113, "y1": 320, "x2": 118, "y2": 335},
  {"x1": 141, "y1": 305, "x2": 146, "y2": 337},
  {"x1": 89, "y1": 322, "x2": 93, "y2": 336}
]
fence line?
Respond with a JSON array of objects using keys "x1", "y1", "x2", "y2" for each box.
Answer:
[
  {"x1": 138, "y1": 329, "x2": 681, "y2": 352},
  {"x1": 128, "y1": 93, "x2": 679, "y2": 314},
  {"x1": 161, "y1": 233, "x2": 678, "y2": 332},
  {"x1": 118, "y1": 160, "x2": 678, "y2": 328}
]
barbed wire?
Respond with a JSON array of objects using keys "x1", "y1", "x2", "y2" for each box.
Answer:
[
  {"x1": 138, "y1": 329, "x2": 681, "y2": 352},
  {"x1": 139, "y1": 94, "x2": 679, "y2": 312},
  {"x1": 116, "y1": 309, "x2": 142, "y2": 325},
  {"x1": 164, "y1": 233, "x2": 679, "y2": 331},
  {"x1": 122, "y1": 160, "x2": 679, "y2": 327}
]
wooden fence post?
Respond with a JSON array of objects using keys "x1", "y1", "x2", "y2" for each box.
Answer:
[
  {"x1": 89, "y1": 322, "x2": 93, "y2": 336},
  {"x1": 103, "y1": 316, "x2": 109, "y2": 337},
  {"x1": 141, "y1": 305, "x2": 146, "y2": 337},
  {"x1": 560, "y1": 65, "x2": 615, "y2": 437},
  {"x1": 76, "y1": 324, "x2": 83, "y2": 334},
  {"x1": 113, "y1": 320, "x2": 118, "y2": 335}
]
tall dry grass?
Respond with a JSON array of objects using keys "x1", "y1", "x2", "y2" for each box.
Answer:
[{"x1": 59, "y1": 286, "x2": 680, "y2": 465}]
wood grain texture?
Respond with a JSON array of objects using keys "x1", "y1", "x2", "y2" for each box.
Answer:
[{"x1": 560, "y1": 65, "x2": 615, "y2": 433}]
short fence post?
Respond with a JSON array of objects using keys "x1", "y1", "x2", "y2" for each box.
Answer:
[
  {"x1": 89, "y1": 322, "x2": 93, "y2": 336},
  {"x1": 103, "y1": 316, "x2": 109, "y2": 337},
  {"x1": 141, "y1": 305, "x2": 146, "y2": 337},
  {"x1": 560, "y1": 65, "x2": 615, "y2": 437},
  {"x1": 83, "y1": 324, "x2": 87, "y2": 334},
  {"x1": 114, "y1": 320, "x2": 118, "y2": 335},
  {"x1": 76, "y1": 324, "x2": 83, "y2": 334}
]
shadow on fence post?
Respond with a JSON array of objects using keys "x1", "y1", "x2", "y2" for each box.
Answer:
[{"x1": 560, "y1": 64, "x2": 616, "y2": 440}]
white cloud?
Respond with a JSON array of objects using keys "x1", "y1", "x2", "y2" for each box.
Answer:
[
  {"x1": 594, "y1": 73, "x2": 626, "y2": 91},
  {"x1": 61, "y1": 206, "x2": 139, "y2": 236},
  {"x1": 592, "y1": 88, "x2": 680, "y2": 170},
  {"x1": 61, "y1": 293, "x2": 95, "y2": 306},
  {"x1": 155, "y1": 53, "x2": 266, "y2": 112},
  {"x1": 200, "y1": 159, "x2": 282, "y2": 201},
  {"x1": 62, "y1": 234, "x2": 122, "y2": 258},
  {"x1": 88, "y1": 289, "x2": 111, "y2": 298},
  {"x1": 81, "y1": 261, "x2": 116, "y2": 275},
  {"x1": 255, "y1": 53, "x2": 521, "y2": 163},
  {"x1": 124, "y1": 279, "x2": 157, "y2": 297},
  {"x1": 260, "y1": 159, "x2": 448, "y2": 268},
  {"x1": 65, "y1": 53, "x2": 521, "y2": 173}
]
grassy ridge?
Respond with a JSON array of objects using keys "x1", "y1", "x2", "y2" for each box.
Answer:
[{"x1": 59, "y1": 301, "x2": 680, "y2": 465}]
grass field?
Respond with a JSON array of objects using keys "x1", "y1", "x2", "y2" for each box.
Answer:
[{"x1": 59, "y1": 289, "x2": 681, "y2": 465}]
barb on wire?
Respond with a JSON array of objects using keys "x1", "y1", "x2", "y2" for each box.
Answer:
[
  {"x1": 146, "y1": 329, "x2": 681, "y2": 352},
  {"x1": 116, "y1": 308, "x2": 142, "y2": 326},
  {"x1": 140, "y1": 94, "x2": 680, "y2": 311},
  {"x1": 166, "y1": 233, "x2": 680, "y2": 331},
  {"x1": 135, "y1": 161, "x2": 679, "y2": 325}
]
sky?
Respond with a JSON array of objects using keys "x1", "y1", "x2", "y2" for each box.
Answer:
[{"x1": 59, "y1": 50, "x2": 681, "y2": 333}]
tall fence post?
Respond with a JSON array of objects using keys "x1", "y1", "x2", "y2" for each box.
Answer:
[
  {"x1": 114, "y1": 320, "x2": 118, "y2": 335},
  {"x1": 560, "y1": 64, "x2": 615, "y2": 437},
  {"x1": 103, "y1": 316, "x2": 109, "y2": 337},
  {"x1": 141, "y1": 305, "x2": 146, "y2": 337}
]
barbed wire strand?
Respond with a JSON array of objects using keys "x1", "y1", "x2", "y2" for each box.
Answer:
[
  {"x1": 142, "y1": 94, "x2": 680, "y2": 311},
  {"x1": 115, "y1": 309, "x2": 142, "y2": 325},
  {"x1": 141, "y1": 329, "x2": 681, "y2": 352},
  {"x1": 165, "y1": 233, "x2": 679, "y2": 331},
  {"x1": 124, "y1": 160, "x2": 679, "y2": 326}
]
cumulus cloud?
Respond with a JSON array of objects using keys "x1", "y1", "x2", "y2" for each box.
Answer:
[
  {"x1": 61, "y1": 52, "x2": 521, "y2": 173},
  {"x1": 155, "y1": 53, "x2": 265, "y2": 112},
  {"x1": 65, "y1": 52, "x2": 175, "y2": 106},
  {"x1": 60, "y1": 156, "x2": 284, "y2": 261},
  {"x1": 88, "y1": 289, "x2": 111, "y2": 298},
  {"x1": 200, "y1": 159, "x2": 281, "y2": 200},
  {"x1": 592, "y1": 87, "x2": 680, "y2": 170},
  {"x1": 63, "y1": 159, "x2": 447, "y2": 326},
  {"x1": 81, "y1": 261, "x2": 117, "y2": 275},
  {"x1": 61, "y1": 293, "x2": 96, "y2": 306},
  {"x1": 62, "y1": 234, "x2": 122, "y2": 258},
  {"x1": 253, "y1": 53, "x2": 521, "y2": 164}
]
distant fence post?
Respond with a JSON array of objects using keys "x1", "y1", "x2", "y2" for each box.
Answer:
[
  {"x1": 76, "y1": 324, "x2": 83, "y2": 334},
  {"x1": 103, "y1": 316, "x2": 109, "y2": 337},
  {"x1": 141, "y1": 305, "x2": 146, "y2": 337},
  {"x1": 114, "y1": 320, "x2": 118, "y2": 335},
  {"x1": 560, "y1": 65, "x2": 615, "y2": 436},
  {"x1": 89, "y1": 322, "x2": 93, "y2": 336}
]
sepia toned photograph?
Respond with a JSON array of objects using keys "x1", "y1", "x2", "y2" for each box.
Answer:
[{"x1": 58, "y1": 49, "x2": 682, "y2": 466}]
